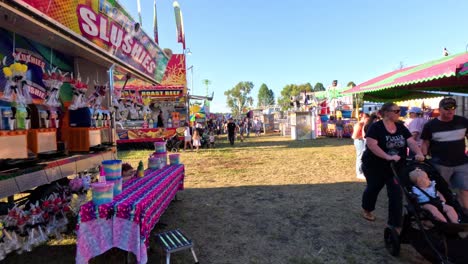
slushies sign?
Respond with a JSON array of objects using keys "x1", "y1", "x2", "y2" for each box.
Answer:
[
  {"x1": 16, "y1": 0, "x2": 167, "y2": 81},
  {"x1": 77, "y1": 4, "x2": 155, "y2": 74}
]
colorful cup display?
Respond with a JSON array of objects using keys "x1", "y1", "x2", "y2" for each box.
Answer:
[
  {"x1": 91, "y1": 182, "x2": 114, "y2": 205},
  {"x1": 107, "y1": 178, "x2": 122, "y2": 196},
  {"x1": 102, "y1": 160, "x2": 122, "y2": 181},
  {"x1": 169, "y1": 154, "x2": 180, "y2": 165},
  {"x1": 151, "y1": 152, "x2": 167, "y2": 169},
  {"x1": 154, "y1": 142, "x2": 166, "y2": 153},
  {"x1": 148, "y1": 157, "x2": 161, "y2": 170},
  {"x1": 159, "y1": 159, "x2": 166, "y2": 169}
]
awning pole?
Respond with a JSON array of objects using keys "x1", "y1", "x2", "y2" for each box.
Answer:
[{"x1": 108, "y1": 64, "x2": 116, "y2": 145}]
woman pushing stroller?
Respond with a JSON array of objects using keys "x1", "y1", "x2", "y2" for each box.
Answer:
[{"x1": 361, "y1": 102, "x2": 424, "y2": 232}]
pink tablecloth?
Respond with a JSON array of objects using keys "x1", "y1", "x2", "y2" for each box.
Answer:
[{"x1": 76, "y1": 165, "x2": 184, "y2": 264}]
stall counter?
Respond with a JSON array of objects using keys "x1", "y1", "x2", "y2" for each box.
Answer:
[
  {"x1": 0, "y1": 150, "x2": 114, "y2": 199},
  {"x1": 116, "y1": 128, "x2": 179, "y2": 144}
]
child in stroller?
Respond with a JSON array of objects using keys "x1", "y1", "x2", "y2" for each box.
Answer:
[
  {"x1": 384, "y1": 161, "x2": 468, "y2": 263},
  {"x1": 166, "y1": 133, "x2": 183, "y2": 152},
  {"x1": 409, "y1": 168, "x2": 459, "y2": 223}
]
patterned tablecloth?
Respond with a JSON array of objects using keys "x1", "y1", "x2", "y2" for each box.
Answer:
[{"x1": 76, "y1": 164, "x2": 185, "y2": 264}]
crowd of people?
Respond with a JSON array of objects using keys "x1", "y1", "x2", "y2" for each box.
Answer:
[
  {"x1": 353, "y1": 98, "x2": 468, "y2": 234},
  {"x1": 181, "y1": 116, "x2": 264, "y2": 151}
]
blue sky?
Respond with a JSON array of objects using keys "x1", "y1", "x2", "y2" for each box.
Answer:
[{"x1": 121, "y1": 0, "x2": 468, "y2": 112}]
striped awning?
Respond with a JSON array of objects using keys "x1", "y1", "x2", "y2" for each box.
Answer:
[{"x1": 344, "y1": 52, "x2": 468, "y2": 101}]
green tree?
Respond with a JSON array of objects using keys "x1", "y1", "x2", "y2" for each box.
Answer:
[
  {"x1": 313, "y1": 82, "x2": 325, "y2": 91},
  {"x1": 257, "y1": 83, "x2": 275, "y2": 108},
  {"x1": 277, "y1": 83, "x2": 313, "y2": 110},
  {"x1": 224, "y1": 81, "x2": 254, "y2": 118},
  {"x1": 304, "y1": 82, "x2": 313, "y2": 92}
]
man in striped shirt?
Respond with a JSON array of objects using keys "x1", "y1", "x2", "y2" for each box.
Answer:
[{"x1": 421, "y1": 97, "x2": 468, "y2": 210}]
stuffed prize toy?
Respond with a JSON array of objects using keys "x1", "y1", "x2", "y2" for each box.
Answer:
[
  {"x1": 69, "y1": 75, "x2": 89, "y2": 110},
  {"x1": 43, "y1": 69, "x2": 67, "y2": 107},
  {"x1": 2, "y1": 65, "x2": 14, "y2": 101}
]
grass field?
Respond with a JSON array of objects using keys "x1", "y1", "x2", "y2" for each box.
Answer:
[{"x1": 2, "y1": 134, "x2": 428, "y2": 264}]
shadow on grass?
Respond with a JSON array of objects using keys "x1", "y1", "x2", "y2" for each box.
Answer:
[
  {"x1": 153, "y1": 183, "x2": 429, "y2": 264},
  {"x1": 2, "y1": 182, "x2": 429, "y2": 264}
]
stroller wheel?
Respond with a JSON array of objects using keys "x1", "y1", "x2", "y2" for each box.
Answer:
[{"x1": 384, "y1": 227, "x2": 400, "y2": 256}]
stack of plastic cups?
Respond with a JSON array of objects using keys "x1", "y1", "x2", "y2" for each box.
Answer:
[
  {"x1": 101, "y1": 160, "x2": 123, "y2": 196},
  {"x1": 168, "y1": 153, "x2": 180, "y2": 165},
  {"x1": 154, "y1": 142, "x2": 166, "y2": 153},
  {"x1": 91, "y1": 182, "x2": 114, "y2": 205},
  {"x1": 153, "y1": 142, "x2": 167, "y2": 169},
  {"x1": 148, "y1": 157, "x2": 161, "y2": 170}
]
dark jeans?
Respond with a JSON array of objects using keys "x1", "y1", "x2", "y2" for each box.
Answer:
[
  {"x1": 228, "y1": 133, "x2": 235, "y2": 145},
  {"x1": 362, "y1": 163, "x2": 403, "y2": 227}
]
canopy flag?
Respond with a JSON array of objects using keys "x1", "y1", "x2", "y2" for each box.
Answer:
[
  {"x1": 173, "y1": 1, "x2": 186, "y2": 49},
  {"x1": 344, "y1": 53, "x2": 468, "y2": 102},
  {"x1": 153, "y1": 0, "x2": 159, "y2": 44}
]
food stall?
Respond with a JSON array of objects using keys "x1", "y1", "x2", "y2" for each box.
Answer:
[{"x1": 115, "y1": 54, "x2": 188, "y2": 148}]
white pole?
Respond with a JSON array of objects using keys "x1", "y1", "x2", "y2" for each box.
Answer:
[
  {"x1": 137, "y1": 0, "x2": 142, "y2": 25},
  {"x1": 311, "y1": 107, "x2": 316, "y2": 139}
]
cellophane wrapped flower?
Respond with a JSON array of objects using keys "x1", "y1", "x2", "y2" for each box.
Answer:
[{"x1": 2, "y1": 66, "x2": 14, "y2": 101}]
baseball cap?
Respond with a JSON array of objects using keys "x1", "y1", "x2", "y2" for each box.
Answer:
[
  {"x1": 439, "y1": 97, "x2": 457, "y2": 108},
  {"x1": 408, "y1": 107, "x2": 422, "y2": 114}
]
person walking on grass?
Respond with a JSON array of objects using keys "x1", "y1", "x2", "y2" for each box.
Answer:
[
  {"x1": 246, "y1": 117, "x2": 252, "y2": 137},
  {"x1": 352, "y1": 113, "x2": 369, "y2": 179},
  {"x1": 183, "y1": 122, "x2": 193, "y2": 151},
  {"x1": 405, "y1": 107, "x2": 427, "y2": 159},
  {"x1": 227, "y1": 118, "x2": 236, "y2": 145},
  {"x1": 335, "y1": 117, "x2": 344, "y2": 139},
  {"x1": 361, "y1": 102, "x2": 424, "y2": 235},
  {"x1": 192, "y1": 129, "x2": 201, "y2": 152},
  {"x1": 254, "y1": 117, "x2": 262, "y2": 136},
  {"x1": 421, "y1": 97, "x2": 468, "y2": 211},
  {"x1": 238, "y1": 119, "x2": 245, "y2": 142}
]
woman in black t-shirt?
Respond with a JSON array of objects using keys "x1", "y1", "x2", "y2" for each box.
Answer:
[{"x1": 361, "y1": 103, "x2": 424, "y2": 232}]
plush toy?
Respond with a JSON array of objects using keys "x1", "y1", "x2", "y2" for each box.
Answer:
[
  {"x1": 69, "y1": 75, "x2": 89, "y2": 110},
  {"x1": 43, "y1": 68, "x2": 68, "y2": 107},
  {"x1": 110, "y1": 89, "x2": 123, "y2": 120},
  {"x1": 87, "y1": 83, "x2": 108, "y2": 109},
  {"x1": 2, "y1": 60, "x2": 29, "y2": 104}
]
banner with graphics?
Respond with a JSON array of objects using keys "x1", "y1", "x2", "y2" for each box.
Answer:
[
  {"x1": 0, "y1": 29, "x2": 74, "y2": 103},
  {"x1": 16, "y1": 0, "x2": 169, "y2": 83},
  {"x1": 115, "y1": 54, "x2": 186, "y2": 99}
]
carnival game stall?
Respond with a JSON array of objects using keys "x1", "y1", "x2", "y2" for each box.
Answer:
[
  {"x1": 0, "y1": 0, "x2": 176, "y2": 260},
  {"x1": 299, "y1": 89, "x2": 355, "y2": 138}
]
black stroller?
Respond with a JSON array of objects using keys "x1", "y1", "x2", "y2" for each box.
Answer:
[
  {"x1": 165, "y1": 133, "x2": 183, "y2": 152},
  {"x1": 386, "y1": 161, "x2": 468, "y2": 264}
]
